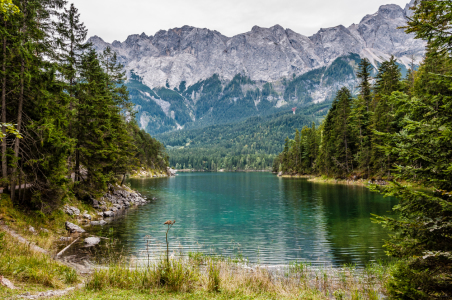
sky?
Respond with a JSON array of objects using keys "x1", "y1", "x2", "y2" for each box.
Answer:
[{"x1": 71, "y1": 0, "x2": 411, "y2": 43}]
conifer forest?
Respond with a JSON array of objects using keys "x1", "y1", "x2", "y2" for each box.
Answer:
[{"x1": 0, "y1": 0, "x2": 168, "y2": 210}]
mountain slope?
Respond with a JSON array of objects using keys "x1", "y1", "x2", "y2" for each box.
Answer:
[{"x1": 89, "y1": 1, "x2": 424, "y2": 135}]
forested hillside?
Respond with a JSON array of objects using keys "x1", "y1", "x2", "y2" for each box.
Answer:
[
  {"x1": 157, "y1": 104, "x2": 329, "y2": 170},
  {"x1": 0, "y1": 0, "x2": 167, "y2": 211},
  {"x1": 274, "y1": 1, "x2": 452, "y2": 297},
  {"x1": 273, "y1": 55, "x2": 415, "y2": 179}
]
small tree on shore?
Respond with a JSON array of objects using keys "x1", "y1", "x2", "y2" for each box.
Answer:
[{"x1": 164, "y1": 220, "x2": 176, "y2": 265}]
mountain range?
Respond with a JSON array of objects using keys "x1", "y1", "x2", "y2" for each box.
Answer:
[{"x1": 89, "y1": 0, "x2": 424, "y2": 135}]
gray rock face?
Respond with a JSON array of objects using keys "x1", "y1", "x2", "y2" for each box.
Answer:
[
  {"x1": 84, "y1": 237, "x2": 101, "y2": 246},
  {"x1": 89, "y1": 2, "x2": 425, "y2": 90},
  {"x1": 405, "y1": 0, "x2": 417, "y2": 18},
  {"x1": 65, "y1": 222, "x2": 85, "y2": 233}
]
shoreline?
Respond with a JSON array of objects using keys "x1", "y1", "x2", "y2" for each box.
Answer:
[
  {"x1": 278, "y1": 174, "x2": 423, "y2": 189},
  {"x1": 278, "y1": 174, "x2": 370, "y2": 187}
]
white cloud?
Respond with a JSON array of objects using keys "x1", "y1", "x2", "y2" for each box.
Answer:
[{"x1": 72, "y1": 0, "x2": 411, "y2": 42}]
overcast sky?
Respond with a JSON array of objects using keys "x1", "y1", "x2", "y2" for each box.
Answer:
[{"x1": 71, "y1": 0, "x2": 411, "y2": 43}]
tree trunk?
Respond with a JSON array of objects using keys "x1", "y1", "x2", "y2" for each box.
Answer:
[
  {"x1": 18, "y1": 164, "x2": 22, "y2": 202},
  {"x1": 10, "y1": 57, "x2": 24, "y2": 202},
  {"x1": 11, "y1": 3, "x2": 27, "y2": 201},
  {"x1": 1, "y1": 21, "x2": 7, "y2": 187}
]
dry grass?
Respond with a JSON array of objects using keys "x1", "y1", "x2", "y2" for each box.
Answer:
[{"x1": 84, "y1": 253, "x2": 392, "y2": 299}]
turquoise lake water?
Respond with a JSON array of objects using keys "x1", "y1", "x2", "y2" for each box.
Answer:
[{"x1": 89, "y1": 172, "x2": 397, "y2": 267}]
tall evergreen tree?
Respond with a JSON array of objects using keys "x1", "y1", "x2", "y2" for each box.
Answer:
[
  {"x1": 370, "y1": 56, "x2": 402, "y2": 178},
  {"x1": 373, "y1": 2, "x2": 452, "y2": 298}
]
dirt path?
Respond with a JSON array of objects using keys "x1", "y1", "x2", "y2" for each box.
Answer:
[{"x1": 16, "y1": 283, "x2": 84, "y2": 299}]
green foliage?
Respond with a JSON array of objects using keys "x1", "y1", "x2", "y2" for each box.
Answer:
[
  {"x1": 159, "y1": 111, "x2": 318, "y2": 171},
  {"x1": 405, "y1": 0, "x2": 452, "y2": 53},
  {"x1": 0, "y1": 123, "x2": 22, "y2": 141},
  {"x1": 275, "y1": 55, "x2": 406, "y2": 179},
  {"x1": 275, "y1": 2, "x2": 452, "y2": 298},
  {"x1": 86, "y1": 259, "x2": 198, "y2": 293},
  {"x1": 0, "y1": 0, "x2": 19, "y2": 19},
  {"x1": 0, "y1": 1, "x2": 167, "y2": 209}
]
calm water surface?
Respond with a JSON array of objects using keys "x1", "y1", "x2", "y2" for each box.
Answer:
[{"x1": 89, "y1": 173, "x2": 397, "y2": 266}]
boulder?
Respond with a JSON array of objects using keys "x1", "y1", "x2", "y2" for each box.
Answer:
[
  {"x1": 40, "y1": 228, "x2": 50, "y2": 233},
  {"x1": 29, "y1": 226, "x2": 37, "y2": 234},
  {"x1": 84, "y1": 237, "x2": 101, "y2": 246},
  {"x1": 82, "y1": 213, "x2": 92, "y2": 220},
  {"x1": 65, "y1": 221, "x2": 85, "y2": 233},
  {"x1": 59, "y1": 237, "x2": 72, "y2": 242},
  {"x1": 103, "y1": 211, "x2": 115, "y2": 218},
  {"x1": 90, "y1": 220, "x2": 107, "y2": 226}
]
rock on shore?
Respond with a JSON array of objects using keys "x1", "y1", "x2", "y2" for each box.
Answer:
[
  {"x1": 84, "y1": 237, "x2": 101, "y2": 246},
  {"x1": 65, "y1": 222, "x2": 85, "y2": 233}
]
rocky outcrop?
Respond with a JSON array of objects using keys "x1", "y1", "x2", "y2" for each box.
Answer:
[
  {"x1": 94, "y1": 187, "x2": 148, "y2": 219},
  {"x1": 82, "y1": 213, "x2": 92, "y2": 220}
]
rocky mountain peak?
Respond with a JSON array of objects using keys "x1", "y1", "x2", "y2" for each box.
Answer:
[
  {"x1": 88, "y1": 1, "x2": 425, "y2": 89},
  {"x1": 405, "y1": 0, "x2": 417, "y2": 18}
]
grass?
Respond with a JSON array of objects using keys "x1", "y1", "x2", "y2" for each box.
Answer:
[
  {"x1": 73, "y1": 250, "x2": 393, "y2": 300},
  {"x1": 0, "y1": 193, "x2": 100, "y2": 252},
  {"x1": 0, "y1": 230, "x2": 80, "y2": 299}
]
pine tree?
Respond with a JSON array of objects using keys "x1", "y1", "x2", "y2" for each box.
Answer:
[
  {"x1": 370, "y1": 56, "x2": 402, "y2": 178},
  {"x1": 350, "y1": 59, "x2": 373, "y2": 177},
  {"x1": 356, "y1": 58, "x2": 372, "y2": 110},
  {"x1": 373, "y1": 2, "x2": 452, "y2": 298}
]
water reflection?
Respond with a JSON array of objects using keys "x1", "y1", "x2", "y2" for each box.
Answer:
[{"x1": 87, "y1": 173, "x2": 397, "y2": 266}]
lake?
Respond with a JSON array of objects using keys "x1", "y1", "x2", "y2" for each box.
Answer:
[{"x1": 88, "y1": 172, "x2": 397, "y2": 267}]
